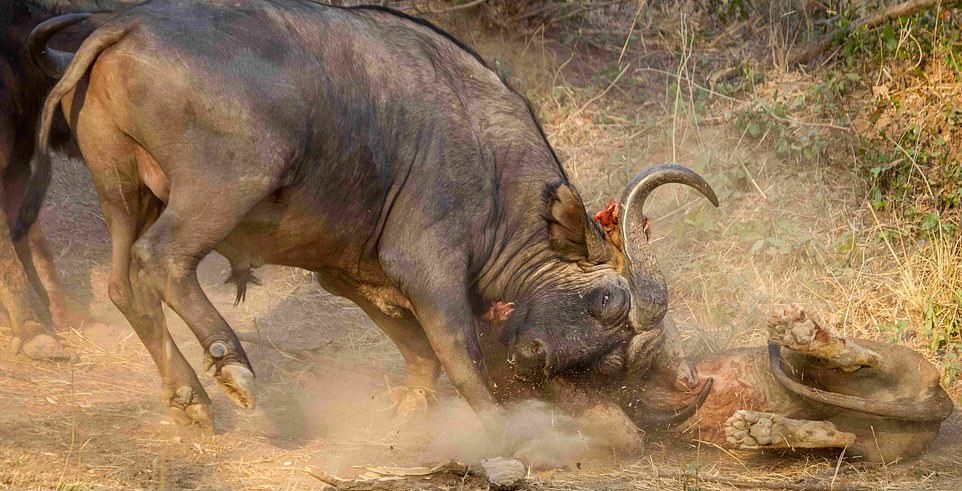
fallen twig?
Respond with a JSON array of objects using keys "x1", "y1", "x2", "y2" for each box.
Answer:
[{"x1": 303, "y1": 462, "x2": 477, "y2": 490}]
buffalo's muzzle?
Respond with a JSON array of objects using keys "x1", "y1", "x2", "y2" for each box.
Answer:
[{"x1": 509, "y1": 338, "x2": 550, "y2": 383}]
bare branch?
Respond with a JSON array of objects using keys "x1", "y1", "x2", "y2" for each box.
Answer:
[{"x1": 790, "y1": 0, "x2": 961, "y2": 66}]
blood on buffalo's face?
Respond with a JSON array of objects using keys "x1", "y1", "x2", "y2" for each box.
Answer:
[{"x1": 484, "y1": 164, "x2": 719, "y2": 427}]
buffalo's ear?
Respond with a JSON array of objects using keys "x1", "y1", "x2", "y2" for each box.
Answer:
[{"x1": 543, "y1": 182, "x2": 611, "y2": 263}]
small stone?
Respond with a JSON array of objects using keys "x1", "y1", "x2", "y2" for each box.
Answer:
[
  {"x1": 741, "y1": 435, "x2": 758, "y2": 446},
  {"x1": 731, "y1": 419, "x2": 747, "y2": 430},
  {"x1": 743, "y1": 412, "x2": 759, "y2": 423},
  {"x1": 481, "y1": 457, "x2": 526, "y2": 490}
]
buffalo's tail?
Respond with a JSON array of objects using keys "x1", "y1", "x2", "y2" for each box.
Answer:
[{"x1": 13, "y1": 24, "x2": 128, "y2": 240}]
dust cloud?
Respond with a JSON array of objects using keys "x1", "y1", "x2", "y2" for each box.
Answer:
[{"x1": 253, "y1": 362, "x2": 634, "y2": 473}]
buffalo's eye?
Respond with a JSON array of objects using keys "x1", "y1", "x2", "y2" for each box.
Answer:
[{"x1": 587, "y1": 286, "x2": 628, "y2": 324}]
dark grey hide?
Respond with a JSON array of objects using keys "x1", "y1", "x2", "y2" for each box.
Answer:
[{"x1": 21, "y1": 0, "x2": 718, "y2": 429}]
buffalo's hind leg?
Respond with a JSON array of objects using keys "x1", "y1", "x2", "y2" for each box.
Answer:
[
  {"x1": 768, "y1": 304, "x2": 881, "y2": 372},
  {"x1": 128, "y1": 158, "x2": 283, "y2": 410},
  {"x1": 725, "y1": 410, "x2": 856, "y2": 450},
  {"x1": 105, "y1": 193, "x2": 215, "y2": 428},
  {"x1": 76, "y1": 114, "x2": 214, "y2": 428},
  {"x1": 0, "y1": 205, "x2": 68, "y2": 361},
  {"x1": 0, "y1": 135, "x2": 68, "y2": 361}
]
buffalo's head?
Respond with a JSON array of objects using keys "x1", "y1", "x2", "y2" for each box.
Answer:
[{"x1": 480, "y1": 163, "x2": 718, "y2": 427}]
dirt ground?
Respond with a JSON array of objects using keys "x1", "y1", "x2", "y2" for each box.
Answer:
[{"x1": 2, "y1": 6, "x2": 961, "y2": 491}]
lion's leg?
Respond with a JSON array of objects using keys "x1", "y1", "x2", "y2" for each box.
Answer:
[
  {"x1": 725, "y1": 410, "x2": 856, "y2": 450},
  {"x1": 768, "y1": 304, "x2": 881, "y2": 371}
]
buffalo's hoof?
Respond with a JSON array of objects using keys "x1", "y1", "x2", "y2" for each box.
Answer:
[
  {"x1": 167, "y1": 385, "x2": 214, "y2": 430},
  {"x1": 768, "y1": 304, "x2": 881, "y2": 371},
  {"x1": 724, "y1": 410, "x2": 856, "y2": 450},
  {"x1": 216, "y1": 364, "x2": 256, "y2": 409},
  {"x1": 390, "y1": 385, "x2": 435, "y2": 420},
  {"x1": 19, "y1": 333, "x2": 72, "y2": 362}
]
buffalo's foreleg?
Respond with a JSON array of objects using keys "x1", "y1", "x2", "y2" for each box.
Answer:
[
  {"x1": 315, "y1": 275, "x2": 441, "y2": 417},
  {"x1": 380, "y1": 244, "x2": 501, "y2": 427},
  {"x1": 725, "y1": 410, "x2": 856, "y2": 450},
  {"x1": 768, "y1": 304, "x2": 881, "y2": 371},
  {"x1": 0, "y1": 129, "x2": 67, "y2": 360},
  {"x1": 0, "y1": 237, "x2": 68, "y2": 360},
  {"x1": 357, "y1": 304, "x2": 440, "y2": 416},
  {"x1": 408, "y1": 294, "x2": 499, "y2": 424},
  {"x1": 4, "y1": 149, "x2": 99, "y2": 337}
]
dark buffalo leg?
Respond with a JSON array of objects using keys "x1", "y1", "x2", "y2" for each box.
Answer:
[
  {"x1": 0, "y1": 101, "x2": 68, "y2": 360},
  {"x1": 406, "y1": 285, "x2": 500, "y2": 426},
  {"x1": 350, "y1": 309, "x2": 441, "y2": 415},
  {"x1": 354, "y1": 307, "x2": 440, "y2": 416},
  {"x1": 3, "y1": 159, "x2": 100, "y2": 345},
  {"x1": 104, "y1": 193, "x2": 214, "y2": 428},
  {"x1": 128, "y1": 169, "x2": 277, "y2": 411},
  {"x1": 378, "y1": 243, "x2": 501, "y2": 426},
  {"x1": 317, "y1": 276, "x2": 441, "y2": 416},
  {"x1": 0, "y1": 218, "x2": 69, "y2": 360},
  {"x1": 71, "y1": 100, "x2": 214, "y2": 427}
]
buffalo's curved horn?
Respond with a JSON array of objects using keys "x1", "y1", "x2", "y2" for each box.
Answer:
[
  {"x1": 619, "y1": 163, "x2": 719, "y2": 262},
  {"x1": 769, "y1": 343, "x2": 954, "y2": 422},
  {"x1": 619, "y1": 164, "x2": 719, "y2": 333},
  {"x1": 28, "y1": 13, "x2": 91, "y2": 78}
]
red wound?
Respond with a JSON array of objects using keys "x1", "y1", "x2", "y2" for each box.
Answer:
[
  {"x1": 484, "y1": 301, "x2": 515, "y2": 323},
  {"x1": 593, "y1": 200, "x2": 619, "y2": 234}
]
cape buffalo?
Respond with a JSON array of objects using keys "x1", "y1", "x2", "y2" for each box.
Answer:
[
  {"x1": 0, "y1": 0, "x2": 137, "y2": 361},
  {"x1": 21, "y1": 0, "x2": 718, "y2": 430},
  {"x1": 647, "y1": 305, "x2": 954, "y2": 462}
]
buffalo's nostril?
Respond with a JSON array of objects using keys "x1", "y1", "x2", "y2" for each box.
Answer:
[
  {"x1": 526, "y1": 340, "x2": 544, "y2": 355},
  {"x1": 511, "y1": 339, "x2": 549, "y2": 380}
]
